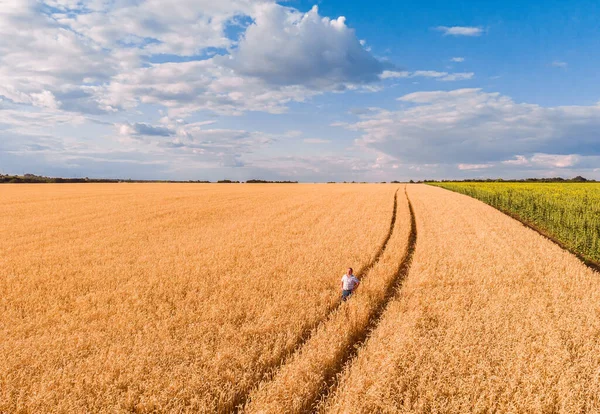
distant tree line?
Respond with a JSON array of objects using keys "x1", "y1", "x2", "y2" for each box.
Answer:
[
  {"x1": 245, "y1": 179, "x2": 298, "y2": 183},
  {"x1": 421, "y1": 176, "x2": 595, "y2": 183},
  {"x1": 3, "y1": 173, "x2": 594, "y2": 184},
  {"x1": 0, "y1": 174, "x2": 212, "y2": 184},
  {"x1": 0, "y1": 174, "x2": 299, "y2": 184}
]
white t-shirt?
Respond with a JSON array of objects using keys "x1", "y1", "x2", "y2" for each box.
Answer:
[{"x1": 341, "y1": 274, "x2": 360, "y2": 291}]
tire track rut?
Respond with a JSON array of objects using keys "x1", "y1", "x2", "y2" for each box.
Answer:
[
  {"x1": 308, "y1": 186, "x2": 418, "y2": 413},
  {"x1": 229, "y1": 188, "x2": 400, "y2": 412}
]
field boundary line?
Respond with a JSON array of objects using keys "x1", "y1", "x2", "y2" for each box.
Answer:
[
  {"x1": 308, "y1": 185, "x2": 418, "y2": 413},
  {"x1": 431, "y1": 184, "x2": 600, "y2": 274},
  {"x1": 230, "y1": 188, "x2": 400, "y2": 412}
]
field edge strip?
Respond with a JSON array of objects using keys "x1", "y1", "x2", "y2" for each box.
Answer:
[
  {"x1": 229, "y1": 188, "x2": 400, "y2": 412},
  {"x1": 430, "y1": 184, "x2": 600, "y2": 274}
]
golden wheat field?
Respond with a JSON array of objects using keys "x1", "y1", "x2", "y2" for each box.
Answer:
[
  {"x1": 2, "y1": 183, "x2": 600, "y2": 413},
  {"x1": 324, "y1": 185, "x2": 600, "y2": 413},
  {"x1": 0, "y1": 183, "x2": 398, "y2": 412}
]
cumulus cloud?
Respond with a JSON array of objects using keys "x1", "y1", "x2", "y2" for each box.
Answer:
[
  {"x1": 1, "y1": 0, "x2": 389, "y2": 120},
  {"x1": 1, "y1": 0, "x2": 402, "y2": 180},
  {"x1": 435, "y1": 26, "x2": 484, "y2": 36},
  {"x1": 338, "y1": 88, "x2": 600, "y2": 170},
  {"x1": 5, "y1": 0, "x2": 593, "y2": 181},
  {"x1": 225, "y1": 5, "x2": 384, "y2": 88},
  {"x1": 85, "y1": 3, "x2": 390, "y2": 116},
  {"x1": 0, "y1": 0, "x2": 157, "y2": 118}
]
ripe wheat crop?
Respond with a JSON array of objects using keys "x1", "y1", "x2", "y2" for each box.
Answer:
[
  {"x1": 431, "y1": 182, "x2": 600, "y2": 265},
  {"x1": 244, "y1": 188, "x2": 413, "y2": 413},
  {"x1": 5, "y1": 183, "x2": 598, "y2": 413},
  {"x1": 0, "y1": 183, "x2": 396, "y2": 413},
  {"x1": 324, "y1": 184, "x2": 600, "y2": 413}
]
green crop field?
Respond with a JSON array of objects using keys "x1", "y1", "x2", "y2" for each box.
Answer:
[{"x1": 430, "y1": 182, "x2": 600, "y2": 266}]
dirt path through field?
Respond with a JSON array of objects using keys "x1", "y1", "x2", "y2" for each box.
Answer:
[{"x1": 324, "y1": 184, "x2": 600, "y2": 413}]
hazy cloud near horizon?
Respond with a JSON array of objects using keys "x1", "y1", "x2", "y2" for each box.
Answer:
[{"x1": 1, "y1": 0, "x2": 599, "y2": 180}]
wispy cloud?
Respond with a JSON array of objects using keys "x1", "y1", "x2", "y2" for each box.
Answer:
[
  {"x1": 551, "y1": 61, "x2": 568, "y2": 68},
  {"x1": 435, "y1": 26, "x2": 484, "y2": 36},
  {"x1": 458, "y1": 163, "x2": 493, "y2": 170},
  {"x1": 303, "y1": 138, "x2": 331, "y2": 144},
  {"x1": 451, "y1": 57, "x2": 465, "y2": 62},
  {"x1": 439, "y1": 72, "x2": 474, "y2": 81},
  {"x1": 503, "y1": 154, "x2": 580, "y2": 168},
  {"x1": 380, "y1": 70, "x2": 473, "y2": 82},
  {"x1": 380, "y1": 70, "x2": 410, "y2": 79}
]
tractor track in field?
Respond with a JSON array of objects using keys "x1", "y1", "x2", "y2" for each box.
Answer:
[
  {"x1": 308, "y1": 186, "x2": 418, "y2": 413},
  {"x1": 230, "y1": 188, "x2": 400, "y2": 413}
]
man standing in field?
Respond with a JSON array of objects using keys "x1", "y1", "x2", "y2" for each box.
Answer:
[{"x1": 341, "y1": 268, "x2": 360, "y2": 301}]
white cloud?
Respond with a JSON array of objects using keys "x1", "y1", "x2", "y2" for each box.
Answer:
[
  {"x1": 82, "y1": 3, "x2": 389, "y2": 117},
  {"x1": 435, "y1": 26, "x2": 484, "y2": 36},
  {"x1": 451, "y1": 57, "x2": 465, "y2": 62},
  {"x1": 380, "y1": 70, "x2": 473, "y2": 82},
  {"x1": 503, "y1": 153, "x2": 580, "y2": 168},
  {"x1": 458, "y1": 163, "x2": 493, "y2": 170},
  {"x1": 552, "y1": 61, "x2": 568, "y2": 68},
  {"x1": 225, "y1": 5, "x2": 384, "y2": 88},
  {"x1": 338, "y1": 88, "x2": 600, "y2": 168},
  {"x1": 118, "y1": 122, "x2": 174, "y2": 138},
  {"x1": 0, "y1": 1, "x2": 120, "y2": 113},
  {"x1": 31, "y1": 91, "x2": 61, "y2": 110},
  {"x1": 502, "y1": 155, "x2": 529, "y2": 166},
  {"x1": 1, "y1": 0, "x2": 388, "y2": 121},
  {"x1": 95, "y1": 60, "x2": 321, "y2": 116},
  {"x1": 439, "y1": 72, "x2": 474, "y2": 81},
  {"x1": 284, "y1": 130, "x2": 303, "y2": 138},
  {"x1": 5, "y1": 1, "x2": 594, "y2": 181},
  {"x1": 412, "y1": 70, "x2": 448, "y2": 78},
  {"x1": 0, "y1": 107, "x2": 86, "y2": 137},
  {"x1": 380, "y1": 70, "x2": 410, "y2": 79},
  {"x1": 303, "y1": 138, "x2": 332, "y2": 144},
  {"x1": 53, "y1": 0, "x2": 259, "y2": 56}
]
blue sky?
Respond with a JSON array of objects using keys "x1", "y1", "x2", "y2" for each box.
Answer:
[{"x1": 1, "y1": 0, "x2": 599, "y2": 181}]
